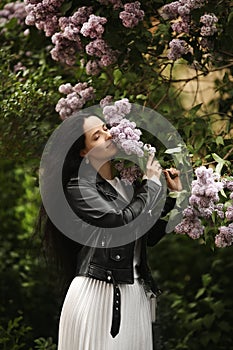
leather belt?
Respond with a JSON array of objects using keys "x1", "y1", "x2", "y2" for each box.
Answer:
[{"x1": 88, "y1": 264, "x2": 122, "y2": 337}]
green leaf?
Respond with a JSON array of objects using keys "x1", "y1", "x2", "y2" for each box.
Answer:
[
  {"x1": 195, "y1": 287, "x2": 206, "y2": 299},
  {"x1": 215, "y1": 136, "x2": 224, "y2": 146},
  {"x1": 202, "y1": 313, "x2": 215, "y2": 329}
]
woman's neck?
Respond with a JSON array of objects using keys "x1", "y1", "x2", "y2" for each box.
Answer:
[{"x1": 90, "y1": 160, "x2": 114, "y2": 180}]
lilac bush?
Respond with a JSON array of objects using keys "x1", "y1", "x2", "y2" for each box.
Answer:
[
  {"x1": 175, "y1": 166, "x2": 233, "y2": 248},
  {"x1": 161, "y1": 0, "x2": 219, "y2": 60},
  {"x1": 24, "y1": 0, "x2": 144, "y2": 75}
]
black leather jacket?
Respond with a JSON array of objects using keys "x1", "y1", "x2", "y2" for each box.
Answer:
[{"x1": 65, "y1": 164, "x2": 175, "y2": 337}]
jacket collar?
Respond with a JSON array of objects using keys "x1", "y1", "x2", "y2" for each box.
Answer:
[{"x1": 81, "y1": 163, "x2": 133, "y2": 204}]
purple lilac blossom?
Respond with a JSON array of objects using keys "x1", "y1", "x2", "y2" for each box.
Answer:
[
  {"x1": 225, "y1": 206, "x2": 233, "y2": 221},
  {"x1": 85, "y1": 39, "x2": 117, "y2": 65},
  {"x1": 0, "y1": 1, "x2": 27, "y2": 26},
  {"x1": 175, "y1": 217, "x2": 204, "y2": 239},
  {"x1": 100, "y1": 95, "x2": 113, "y2": 108},
  {"x1": 51, "y1": 32, "x2": 82, "y2": 65},
  {"x1": 200, "y1": 13, "x2": 218, "y2": 37},
  {"x1": 25, "y1": 0, "x2": 64, "y2": 37},
  {"x1": 102, "y1": 99, "x2": 144, "y2": 156},
  {"x1": 168, "y1": 39, "x2": 190, "y2": 60},
  {"x1": 80, "y1": 14, "x2": 107, "y2": 39},
  {"x1": 175, "y1": 166, "x2": 228, "y2": 244},
  {"x1": 161, "y1": 0, "x2": 205, "y2": 19},
  {"x1": 119, "y1": 1, "x2": 144, "y2": 28},
  {"x1": 143, "y1": 144, "x2": 156, "y2": 155},
  {"x1": 56, "y1": 82, "x2": 95, "y2": 119},
  {"x1": 103, "y1": 98, "x2": 132, "y2": 125},
  {"x1": 85, "y1": 60, "x2": 101, "y2": 75},
  {"x1": 215, "y1": 224, "x2": 233, "y2": 248}
]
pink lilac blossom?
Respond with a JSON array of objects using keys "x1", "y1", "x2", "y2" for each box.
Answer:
[
  {"x1": 175, "y1": 217, "x2": 204, "y2": 239},
  {"x1": 103, "y1": 98, "x2": 132, "y2": 125},
  {"x1": 85, "y1": 39, "x2": 117, "y2": 67},
  {"x1": 119, "y1": 1, "x2": 144, "y2": 28},
  {"x1": 109, "y1": 119, "x2": 144, "y2": 157},
  {"x1": 13, "y1": 62, "x2": 26, "y2": 72},
  {"x1": 25, "y1": 0, "x2": 64, "y2": 37},
  {"x1": 167, "y1": 39, "x2": 190, "y2": 60},
  {"x1": 0, "y1": 1, "x2": 27, "y2": 26},
  {"x1": 51, "y1": 32, "x2": 82, "y2": 65},
  {"x1": 102, "y1": 99, "x2": 156, "y2": 159},
  {"x1": 171, "y1": 20, "x2": 190, "y2": 34},
  {"x1": 85, "y1": 60, "x2": 101, "y2": 75},
  {"x1": 50, "y1": 7, "x2": 93, "y2": 65},
  {"x1": 175, "y1": 166, "x2": 227, "y2": 244},
  {"x1": 161, "y1": 0, "x2": 205, "y2": 20},
  {"x1": 223, "y1": 179, "x2": 233, "y2": 191},
  {"x1": 225, "y1": 206, "x2": 233, "y2": 221},
  {"x1": 56, "y1": 82, "x2": 95, "y2": 119},
  {"x1": 101, "y1": 98, "x2": 160, "y2": 184},
  {"x1": 58, "y1": 7, "x2": 92, "y2": 41},
  {"x1": 215, "y1": 224, "x2": 233, "y2": 248},
  {"x1": 143, "y1": 144, "x2": 156, "y2": 155},
  {"x1": 200, "y1": 13, "x2": 218, "y2": 36},
  {"x1": 189, "y1": 166, "x2": 223, "y2": 216},
  {"x1": 100, "y1": 95, "x2": 113, "y2": 108},
  {"x1": 114, "y1": 161, "x2": 143, "y2": 185},
  {"x1": 80, "y1": 14, "x2": 107, "y2": 39},
  {"x1": 102, "y1": 99, "x2": 144, "y2": 157}
]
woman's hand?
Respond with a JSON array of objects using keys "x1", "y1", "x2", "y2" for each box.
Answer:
[
  {"x1": 144, "y1": 153, "x2": 162, "y2": 180},
  {"x1": 163, "y1": 168, "x2": 182, "y2": 191}
]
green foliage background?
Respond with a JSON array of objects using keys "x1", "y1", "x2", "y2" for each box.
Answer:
[{"x1": 0, "y1": 0, "x2": 233, "y2": 349}]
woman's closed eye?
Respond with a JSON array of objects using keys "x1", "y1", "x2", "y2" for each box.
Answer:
[{"x1": 93, "y1": 124, "x2": 109, "y2": 140}]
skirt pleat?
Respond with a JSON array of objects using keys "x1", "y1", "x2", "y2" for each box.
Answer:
[{"x1": 58, "y1": 276, "x2": 153, "y2": 350}]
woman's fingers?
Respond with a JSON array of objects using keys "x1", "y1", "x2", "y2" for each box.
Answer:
[{"x1": 145, "y1": 154, "x2": 162, "y2": 179}]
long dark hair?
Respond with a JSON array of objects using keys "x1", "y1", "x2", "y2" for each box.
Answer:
[{"x1": 36, "y1": 112, "x2": 92, "y2": 292}]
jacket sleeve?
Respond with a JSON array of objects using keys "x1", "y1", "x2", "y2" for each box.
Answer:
[
  {"x1": 146, "y1": 196, "x2": 176, "y2": 246},
  {"x1": 65, "y1": 177, "x2": 162, "y2": 228}
]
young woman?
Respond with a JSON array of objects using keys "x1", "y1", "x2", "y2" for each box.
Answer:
[{"x1": 40, "y1": 112, "x2": 182, "y2": 350}]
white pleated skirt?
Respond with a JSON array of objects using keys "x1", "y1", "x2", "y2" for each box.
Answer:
[{"x1": 58, "y1": 276, "x2": 153, "y2": 350}]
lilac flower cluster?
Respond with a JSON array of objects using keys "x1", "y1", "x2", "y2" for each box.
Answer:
[
  {"x1": 85, "y1": 38, "x2": 117, "y2": 72},
  {"x1": 175, "y1": 167, "x2": 233, "y2": 248},
  {"x1": 119, "y1": 1, "x2": 144, "y2": 28},
  {"x1": 167, "y1": 39, "x2": 190, "y2": 60},
  {"x1": 51, "y1": 7, "x2": 92, "y2": 65},
  {"x1": 109, "y1": 119, "x2": 144, "y2": 157},
  {"x1": 103, "y1": 98, "x2": 132, "y2": 125},
  {"x1": 101, "y1": 98, "x2": 156, "y2": 184},
  {"x1": 55, "y1": 82, "x2": 95, "y2": 120},
  {"x1": 0, "y1": 1, "x2": 27, "y2": 27},
  {"x1": 80, "y1": 14, "x2": 107, "y2": 38},
  {"x1": 114, "y1": 161, "x2": 143, "y2": 185},
  {"x1": 189, "y1": 166, "x2": 223, "y2": 217},
  {"x1": 214, "y1": 178, "x2": 233, "y2": 247},
  {"x1": 24, "y1": 0, "x2": 145, "y2": 75},
  {"x1": 215, "y1": 224, "x2": 233, "y2": 248},
  {"x1": 103, "y1": 98, "x2": 143, "y2": 156},
  {"x1": 161, "y1": 0, "x2": 205, "y2": 21},
  {"x1": 161, "y1": 0, "x2": 219, "y2": 60},
  {"x1": 200, "y1": 13, "x2": 218, "y2": 37},
  {"x1": 25, "y1": 0, "x2": 64, "y2": 37},
  {"x1": 175, "y1": 166, "x2": 223, "y2": 239}
]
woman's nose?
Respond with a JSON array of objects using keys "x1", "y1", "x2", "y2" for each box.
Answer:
[{"x1": 105, "y1": 131, "x2": 112, "y2": 140}]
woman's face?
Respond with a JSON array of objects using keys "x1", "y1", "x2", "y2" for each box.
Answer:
[{"x1": 80, "y1": 116, "x2": 118, "y2": 163}]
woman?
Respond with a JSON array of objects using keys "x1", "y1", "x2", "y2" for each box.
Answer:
[{"x1": 41, "y1": 112, "x2": 182, "y2": 350}]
